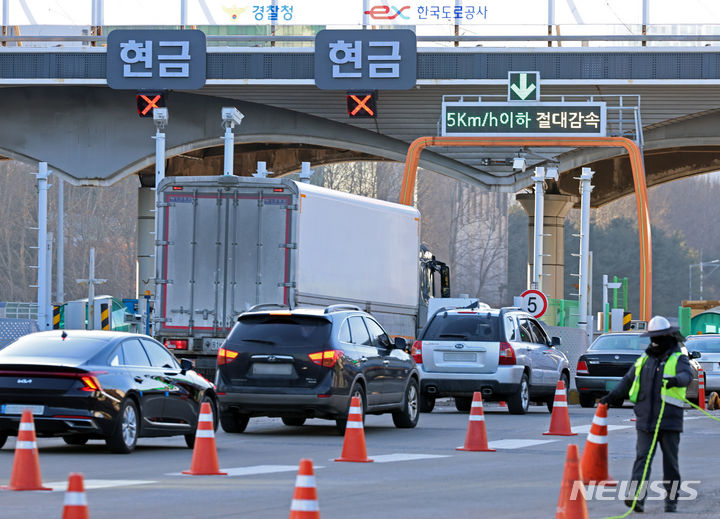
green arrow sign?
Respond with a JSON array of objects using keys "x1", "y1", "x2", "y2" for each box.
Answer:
[{"x1": 508, "y1": 71, "x2": 540, "y2": 102}]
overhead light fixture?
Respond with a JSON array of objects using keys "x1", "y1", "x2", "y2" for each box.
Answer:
[{"x1": 512, "y1": 157, "x2": 527, "y2": 172}]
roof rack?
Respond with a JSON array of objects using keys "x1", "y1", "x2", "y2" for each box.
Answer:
[
  {"x1": 324, "y1": 304, "x2": 361, "y2": 314},
  {"x1": 247, "y1": 303, "x2": 290, "y2": 313}
]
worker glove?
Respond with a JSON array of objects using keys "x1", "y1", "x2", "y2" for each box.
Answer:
[
  {"x1": 664, "y1": 377, "x2": 679, "y2": 388},
  {"x1": 598, "y1": 395, "x2": 612, "y2": 405}
]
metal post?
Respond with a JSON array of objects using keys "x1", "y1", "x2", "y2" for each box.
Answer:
[
  {"x1": 56, "y1": 177, "x2": 64, "y2": 303},
  {"x1": 223, "y1": 125, "x2": 234, "y2": 175},
  {"x1": 642, "y1": 0, "x2": 649, "y2": 47},
  {"x1": 547, "y1": 0, "x2": 555, "y2": 47},
  {"x1": 454, "y1": 0, "x2": 462, "y2": 47},
  {"x1": 578, "y1": 167, "x2": 594, "y2": 340},
  {"x1": 362, "y1": 0, "x2": 369, "y2": 29},
  {"x1": 180, "y1": 0, "x2": 187, "y2": 26},
  {"x1": 700, "y1": 261, "x2": 704, "y2": 300},
  {"x1": 36, "y1": 162, "x2": 50, "y2": 331},
  {"x1": 152, "y1": 108, "x2": 168, "y2": 336},
  {"x1": 45, "y1": 232, "x2": 53, "y2": 325},
  {"x1": 88, "y1": 248, "x2": 95, "y2": 330},
  {"x1": 689, "y1": 265, "x2": 693, "y2": 300},
  {"x1": 602, "y1": 274, "x2": 608, "y2": 332},
  {"x1": 532, "y1": 167, "x2": 546, "y2": 290}
]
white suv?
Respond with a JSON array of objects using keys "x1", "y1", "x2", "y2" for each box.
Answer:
[{"x1": 412, "y1": 307, "x2": 570, "y2": 414}]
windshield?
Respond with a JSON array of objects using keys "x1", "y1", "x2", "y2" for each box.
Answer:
[
  {"x1": 227, "y1": 315, "x2": 332, "y2": 352},
  {"x1": 685, "y1": 336, "x2": 720, "y2": 353},
  {"x1": 422, "y1": 313, "x2": 501, "y2": 341},
  {"x1": 0, "y1": 334, "x2": 110, "y2": 360},
  {"x1": 589, "y1": 334, "x2": 649, "y2": 351}
]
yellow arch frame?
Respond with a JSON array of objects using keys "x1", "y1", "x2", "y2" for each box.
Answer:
[{"x1": 398, "y1": 136, "x2": 651, "y2": 321}]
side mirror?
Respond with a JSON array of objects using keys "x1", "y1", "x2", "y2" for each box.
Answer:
[
  {"x1": 690, "y1": 350, "x2": 702, "y2": 359},
  {"x1": 180, "y1": 358, "x2": 195, "y2": 374},
  {"x1": 393, "y1": 337, "x2": 407, "y2": 352},
  {"x1": 551, "y1": 336, "x2": 561, "y2": 347}
]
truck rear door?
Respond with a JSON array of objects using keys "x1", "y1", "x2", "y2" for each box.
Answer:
[{"x1": 158, "y1": 181, "x2": 294, "y2": 339}]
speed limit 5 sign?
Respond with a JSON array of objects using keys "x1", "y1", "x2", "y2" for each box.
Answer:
[{"x1": 519, "y1": 289, "x2": 548, "y2": 318}]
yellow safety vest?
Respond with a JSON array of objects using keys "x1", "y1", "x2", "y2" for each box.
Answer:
[{"x1": 628, "y1": 351, "x2": 686, "y2": 408}]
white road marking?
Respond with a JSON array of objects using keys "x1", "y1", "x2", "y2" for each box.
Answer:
[
  {"x1": 46, "y1": 480, "x2": 155, "y2": 492},
  {"x1": 487, "y1": 439, "x2": 557, "y2": 449},
  {"x1": 367, "y1": 453, "x2": 452, "y2": 463},
  {"x1": 571, "y1": 424, "x2": 632, "y2": 434},
  {"x1": 166, "y1": 465, "x2": 323, "y2": 477}
]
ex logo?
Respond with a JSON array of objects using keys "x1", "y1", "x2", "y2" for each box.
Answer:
[{"x1": 364, "y1": 5, "x2": 411, "y2": 20}]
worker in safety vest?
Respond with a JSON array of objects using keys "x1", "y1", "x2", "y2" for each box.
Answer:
[{"x1": 600, "y1": 315, "x2": 693, "y2": 513}]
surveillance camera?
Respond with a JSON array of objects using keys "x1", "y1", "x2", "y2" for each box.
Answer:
[
  {"x1": 546, "y1": 167, "x2": 559, "y2": 181},
  {"x1": 153, "y1": 107, "x2": 169, "y2": 126},
  {"x1": 221, "y1": 107, "x2": 244, "y2": 127},
  {"x1": 512, "y1": 157, "x2": 527, "y2": 171}
]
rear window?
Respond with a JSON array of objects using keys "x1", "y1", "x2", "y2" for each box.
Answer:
[
  {"x1": 422, "y1": 313, "x2": 502, "y2": 341},
  {"x1": 0, "y1": 335, "x2": 110, "y2": 360},
  {"x1": 685, "y1": 337, "x2": 720, "y2": 353},
  {"x1": 589, "y1": 335, "x2": 649, "y2": 351},
  {"x1": 227, "y1": 315, "x2": 332, "y2": 351}
]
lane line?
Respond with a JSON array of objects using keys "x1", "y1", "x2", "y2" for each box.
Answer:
[
  {"x1": 166, "y1": 465, "x2": 323, "y2": 477},
  {"x1": 45, "y1": 480, "x2": 156, "y2": 492},
  {"x1": 487, "y1": 439, "x2": 557, "y2": 449},
  {"x1": 364, "y1": 453, "x2": 452, "y2": 463},
  {"x1": 572, "y1": 424, "x2": 632, "y2": 434}
]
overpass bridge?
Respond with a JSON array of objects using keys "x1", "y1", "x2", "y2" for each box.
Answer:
[{"x1": 2, "y1": 32, "x2": 720, "y2": 312}]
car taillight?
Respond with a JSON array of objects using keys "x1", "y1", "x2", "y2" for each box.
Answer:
[
  {"x1": 576, "y1": 360, "x2": 589, "y2": 375},
  {"x1": 499, "y1": 342, "x2": 516, "y2": 365},
  {"x1": 308, "y1": 350, "x2": 343, "y2": 368},
  {"x1": 80, "y1": 375, "x2": 101, "y2": 392},
  {"x1": 411, "y1": 340, "x2": 423, "y2": 364},
  {"x1": 165, "y1": 339, "x2": 188, "y2": 350},
  {"x1": 217, "y1": 347, "x2": 239, "y2": 366}
]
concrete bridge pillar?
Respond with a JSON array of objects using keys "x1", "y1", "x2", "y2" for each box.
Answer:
[{"x1": 516, "y1": 193, "x2": 575, "y2": 300}]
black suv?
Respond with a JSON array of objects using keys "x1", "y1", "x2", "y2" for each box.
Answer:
[{"x1": 215, "y1": 305, "x2": 420, "y2": 434}]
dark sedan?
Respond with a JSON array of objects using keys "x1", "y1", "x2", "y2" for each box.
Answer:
[
  {"x1": 576, "y1": 332, "x2": 701, "y2": 408},
  {"x1": 0, "y1": 330, "x2": 217, "y2": 453}
]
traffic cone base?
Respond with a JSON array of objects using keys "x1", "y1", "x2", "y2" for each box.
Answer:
[
  {"x1": 289, "y1": 459, "x2": 320, "y2": 519},
  {"x1": 182, "y1": 402, "x2": 227, "y2": 475},
  {"x1": 335, "y1": 396, "x2": 373, "y2": 462},
  {"x1": 62, "y1": 473, "x2": 89, "y2": 519},
  {"x1": 579, "y1": 403, "x2": 617, "y2": 487},
  {"x1": 457, "y1": 392, "x2": 495, "y2": 452},
  {"x1": 1, "y1": 409, "x2": 51, "y2": 491},
  {"x1": 544, "y1": 381, "x2": 577, "y2": 436}
]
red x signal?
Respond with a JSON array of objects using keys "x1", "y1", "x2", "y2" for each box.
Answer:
[
  {"x1": 136, "y1": 92, "x2": 166, "y2": 118},
  {"x1": 347, "y1": 92, "x2": 377, "y2": 118}
]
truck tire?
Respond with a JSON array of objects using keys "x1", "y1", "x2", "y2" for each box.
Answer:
[
  {"x1": 392, "y1": 379, "x2": 419, "y2": 428},
  {"x1": 579, "y1": 393, "x2": 597, "y2": 408},
  {"x1": 419, "y1": 395, "x2": 435, "y2": 413},
  {"x1": 106, "y1": 399, "x2": 139, "y2": 454},
  {"x1": 336, "y1": 384, "x2": 365, "y2": 435},
  {"x1": 454, "y1": 396, "x2": 472, "y2": 413},
  {"x1": 220, "y1": 409, "x2": 249, "y2": 434},
  {"x1": 507, "y1": 373, "x2": 530, "y2": 415},
  {"x1": 282, "y1": 417, "x2": 306, "y2": 427}
]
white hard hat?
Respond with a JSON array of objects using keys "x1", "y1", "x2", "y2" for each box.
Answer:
[{"x1": 642, "y1": 315, "x2": 678, "y2": 337}]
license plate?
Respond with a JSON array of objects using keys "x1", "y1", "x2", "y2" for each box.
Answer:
[
  {"x1": 2, "y1": 404, "x2": 45, "y2": 416},
  {"x1": 443, "y1": 352, "x2": 476, "y2": 362},
  {"x1": 605, "y1": 380, "x2": 619, "y2": 391},
  {"x1": 202, "y1": 338, "x2": 225, "y2": 353},
  {"x1": 251, "y1": 363, "x2": 293, "y2": 375}
]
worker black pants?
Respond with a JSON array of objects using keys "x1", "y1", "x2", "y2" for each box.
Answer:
[{"x1": 630, "y1": 430, "x2": 681, "y2": 504}]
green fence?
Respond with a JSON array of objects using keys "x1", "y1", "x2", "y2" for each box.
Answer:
[{"x1": 542, "y1": 298, "x2": 580, "y2": 327}]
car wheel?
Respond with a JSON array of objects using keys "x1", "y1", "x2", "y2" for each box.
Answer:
[
  {"x1": 419, "y1": 395, "x2": 435, "y2": 413},
  {"x1": 579, "y1": 393, "x2": 597, "y2": 408},
  {"x1": 0, "y1": 432, "x2": 7, "y2": 449},
  {"x1": 508, "y1": 373, "x2": 530, "y2": 415},
  {"x1": 106, "y1": 399, "x2": 139, "y2": 454},
  {"x1": 547, "y1": 372, "x2": 571, "y2": 412},
  {"x1": 392, "y1": 379, "x2": 420, "y2": 429},
  {"x1": 219, "y1": 409, "x2": 250, "y2": 434},
  {"x1": 63, "y1": 435, "x2": 89, "y2": 446},
  {"x1": 454, "y1": 396, "x2": 472, "y2": 413},
  {"x1": 282, "y1": 417, "x2": 307, "y2": 427},
  {"x1": 336, "y1": 383, "x2": 365, "y2": 435},
  {"x1": 185, "y1": 396, "x2": 218, "y2": 448}
]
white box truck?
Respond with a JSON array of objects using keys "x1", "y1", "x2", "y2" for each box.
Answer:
[{"x1": 153, "y1": 175, "x2": 448, "y2": 378}]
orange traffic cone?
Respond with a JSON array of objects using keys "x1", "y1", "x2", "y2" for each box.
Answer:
[
  {"x1": 544, "y1": 381, "x2": 577, "y2": 436},
  {"x1": 457, "y1": 392, "x2": 495, "y2": 452},
  {"x1": 698, "y1": 368, "x2": 706, "y2": 410},
  {"x1": 555, "y1": 444, "x2": 588, "y2": 519},
  {"x1": 289, "y1": 459, "x2": 320, "y2": 519},
  {"x1": 335, "y1": 396, "x2": 373, "y2": 462},
  {"x1": 62, "y1": 473, "x2": 89, "y2": 519},
  {"x1": 498, "y1": 401, "x2": 507, "y2": 407},
  {"x1": 182, "y1": 402, "x2": 227, "y2": 475},
  {"x1": 0, "y1": 409, "x2": 51, "y2": 490},
  {"x1": 579, "y1": 403, "x2": 616, "y2": 486}
]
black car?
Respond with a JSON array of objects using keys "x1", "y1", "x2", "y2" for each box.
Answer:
[
  {"x1": 216, "y1": 305, "x2": 419, "y2": 434},
  {"x1": 576, "y1": 332, "x2": 701, "y2": 408},
  {"x1": 0, "y1": 330, "x2": 217, "y2": 453}
]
